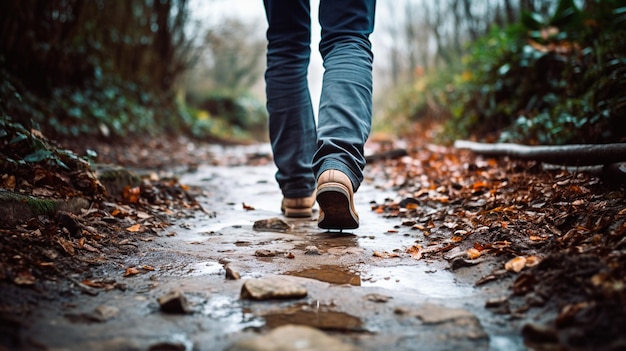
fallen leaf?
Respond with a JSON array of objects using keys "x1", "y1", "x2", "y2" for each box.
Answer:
[
  {"x1": 123, "y1": 186, "x2": 141, "y2": 203},
  {"x1": 124, "y1": 267, "x2": 141, "y2": 277},
  {"x1": 14, "y1": 271, "x2": 36, "y2": 285},
  {"x1": 57, "y1": 237, "x2": 76, "y2": 256},
  {"x1": 525, "y1": 255, "x2": 541, "y2": 267},
  {"x1": 505, "y1": 256, "x2": 527, "y2": 273},
  {"x1": 126, "y1": 224, "x2": 142, "y2": 232},
  {"x1": 242, "y1": 202, "x2": 255, "y2": 211},
  {"x1": 405, "y1": 245, "x2": 422, "y2": 259},
  {"x1": 467, "y1": 248, "x2": 481, "y2": 260}
]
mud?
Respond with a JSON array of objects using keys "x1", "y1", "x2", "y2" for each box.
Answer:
[{"x1": 3, "y1": 144, "x2": 529, "y2": 351}]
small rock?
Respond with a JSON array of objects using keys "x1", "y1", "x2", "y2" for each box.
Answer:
[
  {"x1": 485, "y1": 296, "x2": 508, "y2": 308},
  {"x1": 225, "y1": 265, "x2": 241, "y2": 280},
  {"x1": 255, "y1": 249, "x2": 276, "y2": 257},
  {"x1": 226, "y1": 325, "x2": 358, "y2": 351},
  {"x1": 304, "y1": 246, "x2": 320, "y2": 255},
  {"x1": 414, "y1": 303, "x2": 475, "y2": 324},
  {"x1": 522, "y1": 323, "x2": 558, "y2": 344},
  {"x1": 365, "y1": 293, "x2": 392, "y2": 303},
  {"x1": 253, "y1": 217, "x2": 291, "y2": 232},
  {"x1": 92, "y1": 305, "x2": 120, "y2": 322},
  {"x1": 240, "y1": 276, "x2": 307, "y2": 300},
  {"x1": 157, "y1": 290, "x2": 191, "y2": 314}
]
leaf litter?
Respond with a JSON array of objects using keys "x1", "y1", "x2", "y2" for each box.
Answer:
[{"x1": 366, "y1": 130, "x2": 626, "y2": 350}]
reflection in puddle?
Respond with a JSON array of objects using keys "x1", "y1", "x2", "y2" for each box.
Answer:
[
  {"x1": 185, "y1": 261, "x2": 223, "y2": 276},
  {"x1": 202, "y1": 295, "x2": 264, "y2": 333},
  {"x1": 262, "y1": 302, "x2": 365, "y2": 332},
  {"x1": 363, "y1": 265, "x2": 474, "y2": 298},
  {"x1": 285, "y1": 265, "x2": 361, "y2": 286}
]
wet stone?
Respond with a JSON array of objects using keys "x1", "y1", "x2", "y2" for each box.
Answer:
[
  {"x1": 225, "y1": 265, "x2": 241, "y2": 280},
  {"x1": 411, "y1": 303, "x2": 488, "y2": 341},
  {"x1": 158, "y1": 290, "x2": 191, "y2": 314},
  {"x1": 91, "y1": 305, "x2": 120, "y2": 322},
  {"x1": 304, "y1": 246, "x2": 321, "y2": 255},
  {"x1": 252, "y1": 217, "x2": 291, "y2": 232},
  {"x1": 365, "y1": 293, "x2": 392, "y2": 303},
  {"x1": 254, "y1": 249, "x2": 276, "y2": 258},
  {"x1": 226, "y1": 325, "x2": 358, "y2": 351},
  {"x1": 240, "y1": 276, "x2": 307, "y2": 300}
]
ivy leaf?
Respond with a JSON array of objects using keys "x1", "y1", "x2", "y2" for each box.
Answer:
[
  {"x1": 24, "y1": 149, "x2": 53, "y2": 163},
  {"x1": 9, "y1": 133, "x2": 27, "y2": 144}
]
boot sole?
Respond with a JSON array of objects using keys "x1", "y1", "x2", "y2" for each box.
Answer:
[{"x1": 316, "y1": 183, "x2": 359, "y2": 229}]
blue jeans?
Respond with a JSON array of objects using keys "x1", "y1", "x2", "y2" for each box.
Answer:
[{"x1": 264, "y1": 0, "x2": 376, "y2": 198}]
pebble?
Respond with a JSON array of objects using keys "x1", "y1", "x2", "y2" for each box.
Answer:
[
  {"x1": 226, "y1": 324, "x2": 358, "y2": 351},
  {"x1": 304, "y1": 246, "x2": 320, "y2": 255},
  {"x1": 255, "y1": 249, "x2": 276, "y2": 257},
  {"x1": 225, "y1": 265, "x2": 241, "y2": 280},
  {"x1": 240, "y1": 276, "x2": 307, "y2": 300},
  {"x1": 252, "y1": 217, "x2": 291, "y2": 232},
  {"x1": 157, "y1": 290, "x2": 191, "y2": 314}
]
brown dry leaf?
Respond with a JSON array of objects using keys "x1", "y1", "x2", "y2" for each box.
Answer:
[
  {"x1": 450, "y1": 236, "x2": 463, "y2": 243},
  {"x1": 242, "y1": 202, "x2": 255, "y2": 211},
  {"x1": 83, "y1": 243, "x2": 100, "y2": 253},
  {"x1": 14, "y1": 271, "x2": 36, "y2": 285},
  {"x1": 2, "y1": 174, "x2": 16, "y2": 190},
  {"x1": 406, "y1": 202, "x2": 419, "y2": 210},
  {"x1": 124, "y1": 267, "x2": 141, "y2": 277},
  {"x1": 126, "y1": 224, "x2": 142, "y2": 232},
  {"x1": 405, "y1": 245, "x2": 422, "y2": 259},
  {"x1": 57, "y1": 237, "x2": 76, "y2": 256},
  {"x1": 141, "y1": 265, "x2": 155, "y2": 271},
  {"x1": 136, "y1": 211, "x2": 152, "y2": 220},
  {"x1": 525, "y1": 255, "x2": 541, "y2": 267},
  {"x1": 467, "y1": 248, "x2": 482, "y2": 260},
  {"x1": 123, "y1": 186, "x2": 141, "y2": 203},
  {"x1": 505, "y1": 256, "x2": 527, "y2": 273},
  {"x1": 373, "y1": 250, "x2": 400, "y2": 258}
]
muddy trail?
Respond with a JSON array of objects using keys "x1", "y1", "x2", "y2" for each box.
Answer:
[{"x1": 1, "y1": 138, "x2": 625, "y2": 351}]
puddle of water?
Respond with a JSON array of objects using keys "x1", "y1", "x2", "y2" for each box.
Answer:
[
  {"x1": 202, "y1": 295, "x2": 264, "y2": 333},
  {"x1": 262, "y1": 302, "x2": 366, "y2": 332},
  {"x1": 184, "y1": 261, "x2": 223, "y2": 277},
  {"x1": 362, "y1": 265, "x2": 474, "y2": 298},
  {"x1": 285, "y1": 265, "x2": 361, "y2": 286}
]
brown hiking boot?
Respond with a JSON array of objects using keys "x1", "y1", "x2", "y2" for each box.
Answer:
[
  {"x1": 316, "y1": 170, "x2": 359, "y2": 230},
  {"x1": 281, "y1": 192, "x2": 316, "y2": 218}
]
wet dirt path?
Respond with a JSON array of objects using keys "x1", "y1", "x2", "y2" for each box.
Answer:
[{"x1": 20, "y1": 144, "x2": 528, "y2": 351}]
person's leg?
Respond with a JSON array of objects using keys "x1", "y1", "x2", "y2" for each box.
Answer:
[
  {"x1": 264, "y1": 0, "x2": 317, "y2": 204},
  {"x1": 315, "y1": 0, "x2": 376, "y2": 192},
  {"x1": 315, "y1": 0, "x2": 375, "y2": 229}
]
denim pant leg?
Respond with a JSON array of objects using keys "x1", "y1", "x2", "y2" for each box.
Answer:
[
  {"x1": 264, "y1": 0, "x2": 318, "y2": 198},
  {"x1": 314, "y1": 0, "x2": 376, "y2": 192}
]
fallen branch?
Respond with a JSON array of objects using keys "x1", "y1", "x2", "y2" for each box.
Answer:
[
  {"x1": 454, "y1": 140, "x2": 626, "y2": 182},
  {"x1": 454, "y1": 140, "x2": 626, "y2": 166}
]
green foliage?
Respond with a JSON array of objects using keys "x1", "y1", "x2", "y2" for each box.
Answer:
[
  {"x1": 184, "y1": 91, "x2": 268, "y2": 142},
  {"x1": 0, "y1": 0, "x2": 196, "y2": 139},
  {"x1": 444, "y1": 0, "x2": 626, "y2": 144},
  {"x1": 0, "y1": 116, "x2": 89, "y2": 172},
  {"x1": 386, "y1": 0, "x2": 626, "y2": 145}
]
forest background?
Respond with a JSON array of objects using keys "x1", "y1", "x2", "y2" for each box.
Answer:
[{"x1": 0, "y1": 0, "x2": 624, "y2": 152}]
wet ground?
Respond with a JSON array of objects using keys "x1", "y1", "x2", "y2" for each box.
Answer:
[{"x1": 9, "y1": 144, "x2": 531, "y2": 351}]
